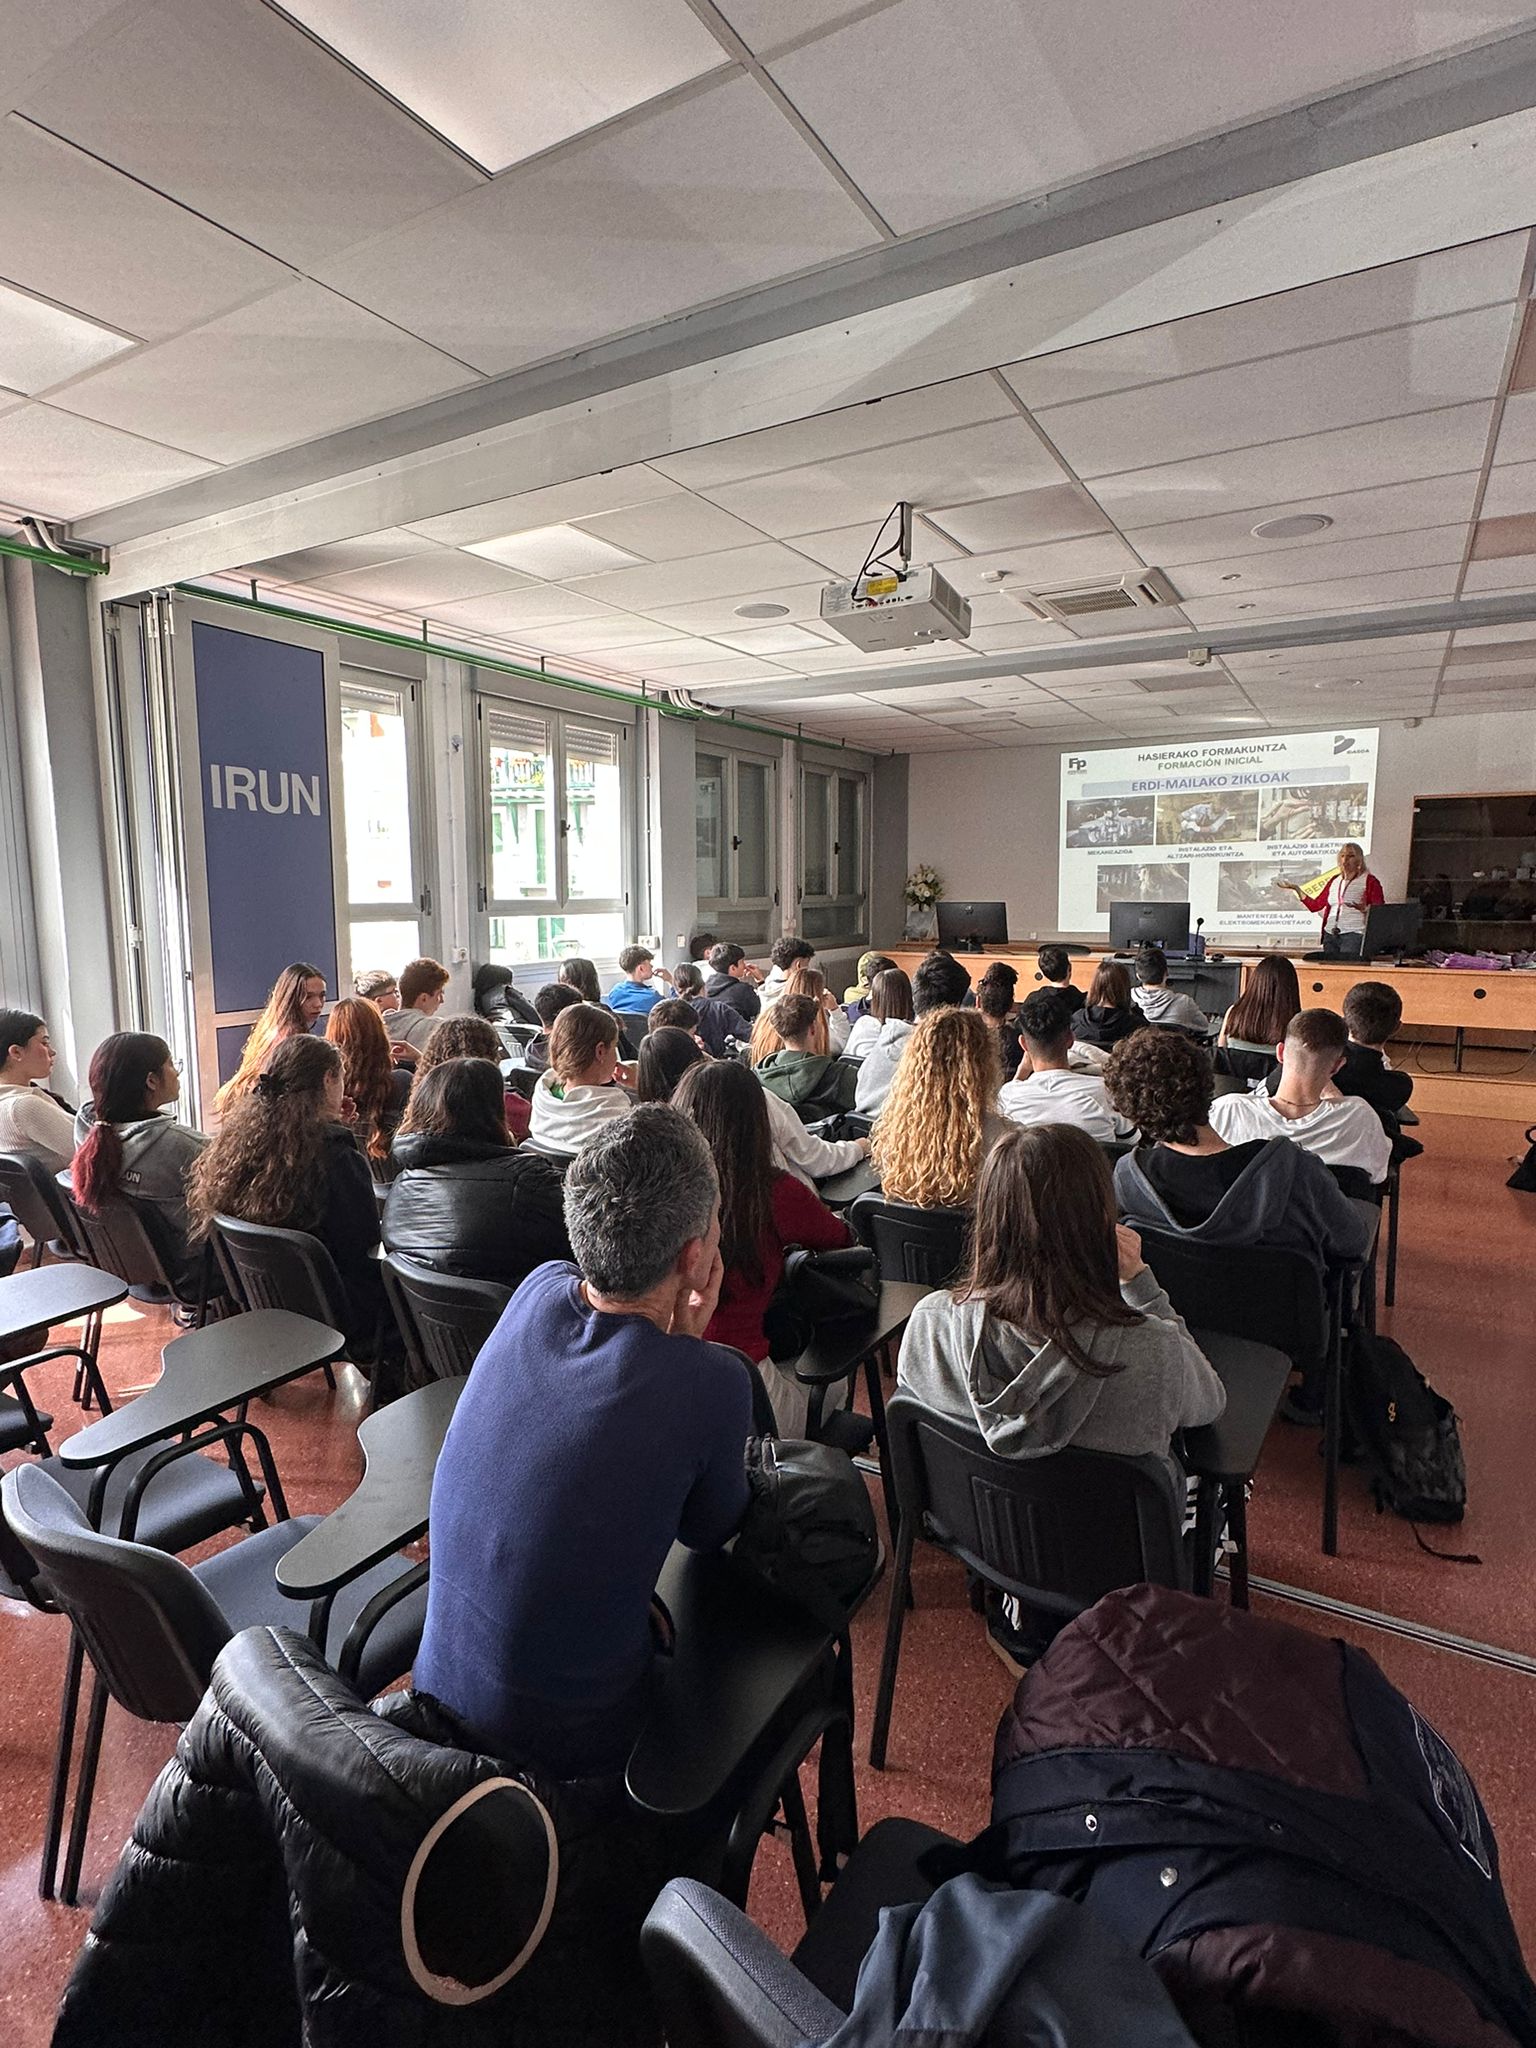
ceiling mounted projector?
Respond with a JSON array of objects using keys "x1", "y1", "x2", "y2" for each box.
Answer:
[{"x1": 817, "y1": 499, "x2": 972, "y2": 652}]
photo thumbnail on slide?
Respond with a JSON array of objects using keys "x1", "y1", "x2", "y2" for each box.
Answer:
[
  {"x1": 1065, "y1": 796, "x2": 1154, "y2": 848},
  {"x1": 1058, "y1": 727, "x2": 1378, "y2": 935},
  {"x1": 1155, "y1": 789, "x2": 1260, "y2": 845},
  {"x1": 1096, "y1": 863, "x2": 1190, "y2": 911}
]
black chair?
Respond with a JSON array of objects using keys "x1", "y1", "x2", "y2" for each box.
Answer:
[
  {"x1": 61, "y1": 1179, "x2": 222, "y2": 1326},
  {"x1": 502, "y1": 1062, "x2": 540, "y2": 1100},
  {"x1": 1098, "y1": 1135, "x2": 1138, "y2": 1161},
  {"x1": 848, "y1": 1194, "x2": 967, "y2": 1286},
  {"x1": 381, "y1": 1254, "x2": 512, "y2": 1384},
  {"x1": 1135, "y1": 1228, "x2": 1351, "y2": 1554},
  {"x1": 869, "y1": 1393, "x2": 1186, "y2": 1769},
  {"x1": 642, "y1": 1816, "x2": 957, "y2": 2048},
  {"x1": 0, "y1": 1151, "x2": 84, "y2": 1264},
  {"x1": 3, "y1": 1461, "x2": 427, "y2": 1905},
  {"x1": 212, "y1": 1214, "x2": 346, "y2": 1389}
]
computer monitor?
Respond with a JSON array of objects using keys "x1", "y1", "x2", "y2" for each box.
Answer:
[
  {"x1": 936, "y1": 899, "x2": 1007, "y2": 950},
  {"x1": 1360, "y1": 900, "x2": 1424, "y2": 962},
  {"x1": 1109, "y1": 900, "x2": 1191, "y2": 954}
]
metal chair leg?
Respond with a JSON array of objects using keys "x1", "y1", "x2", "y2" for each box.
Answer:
[
  {"x1": 1226, "y1": 1481, "x2": 1250, "y2": 1611},
  {"x1": 869, "y1": 1523, "x2": 916, "y2": 1770},
  {"x1": 60, "y1": 1672, "x2": 109, "y2": 1907},
  {"x1": 778, "y1": 1767, "x2": 822, "y2": 1927},
  {"x1": 39, "y1": 1632, "x2": 84, "y2": 1901},
  {"x1": 1384, "y1": 1172, "x2": 1400, "y2": 1309}
]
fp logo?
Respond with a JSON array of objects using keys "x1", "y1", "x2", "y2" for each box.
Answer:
[{"x1": 1068, "y1": 756, "x2": 1087, "y2": 771}]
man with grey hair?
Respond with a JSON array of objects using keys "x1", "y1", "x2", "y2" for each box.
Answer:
[{"x1": 413, "y1": 1105, "x2": 752, "y2": 1778}]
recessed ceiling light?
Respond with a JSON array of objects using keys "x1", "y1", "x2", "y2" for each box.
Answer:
[
  {"x1": 734, "y1": 601, "x2": 792, "y2": 619},
  {"x1": 463, "y1": 524, "x2": 640, "y2": 579},
  {"x1": 1250, "y1": 513, "x2": 1334, "y2": 540},
  {"x1": 1221, "y1": 573, "x2": 1242, "y2": 583},
  {"x1": 1237, "y1": 603, "x2": 1257, "y2": 611},
  {"x1": 1312, "y1": 678, "x2": 1363, "y2": 690}
]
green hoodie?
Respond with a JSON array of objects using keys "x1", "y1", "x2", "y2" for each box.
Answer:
[{"x1": 756, "y1": 1048, "x2": 856, "y2": 1114}]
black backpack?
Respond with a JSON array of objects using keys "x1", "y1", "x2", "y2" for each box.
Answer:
[
  {"x1": 1346, "y1": 1330, "x2": 1477, "y2": 1554},
  {"x1": 1506, "y1": 1125, "x2": 1536, "y2": 1191},
  {"x1": 733, "y1": 1437, "x2": 879, "y2": 1630}
]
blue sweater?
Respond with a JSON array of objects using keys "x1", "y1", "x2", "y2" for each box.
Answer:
[
  {"x1": 606, "y1": 977, "x2": 661, "y2": 1015},
  {"x1": 415, "y1": 1261, "x2": 752, "y2": 1763}
]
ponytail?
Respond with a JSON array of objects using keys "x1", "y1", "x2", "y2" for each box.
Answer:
[{"x1": 72, "y1": 1031, "x2": 172, "y2": 1215}]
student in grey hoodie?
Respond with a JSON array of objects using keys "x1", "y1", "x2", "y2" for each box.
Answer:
[
  {"x1": 898, "y1": 1122, "x2": 1223, "y2": 1479},
  {"x1": 71, "y1": 1032, "x2": 208, "y2": 1291},
  {"x1": 1129, "y1": 945, "x2": 1208, "y2": 1034}
]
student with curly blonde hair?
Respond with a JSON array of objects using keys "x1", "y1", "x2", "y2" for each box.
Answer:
[{"x1": 870, "y1": 1007, "x2": 1008, "y2": 1209}]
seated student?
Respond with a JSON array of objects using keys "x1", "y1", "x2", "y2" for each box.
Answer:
[
  {"x1": 70, "y1": 1032, "x2": 208, "y2": 1291},
  {"x1": 1216, "y1": 955, "x2": 1299, "y2": 1088},
  {"x1": 665, "y1": 966, "x2": 739, "y2": 1056},
  {"x1": 387, "y1": 957, "x2": 451, "y2": 1053},
  {"x1": 752, "y1": 993, "x2": 858, "y2": 1119},
  {"x1": 872, "y1": 1007, "x2": 1008, "y2": 1211},
  {"x1": 1208, "y1": 1008, "x2": 1393, "y2": 1187},
  {"x1": 471, "y1": 960, "x2": 540, "y2": 1028},
  {"x1": 325, "y1": 995, "x2": 412, "y2": 1172},
  {"x1": 843, "y1": 951, "x2": 895, "y2": 1018},
  {"x1": 1036, "y1": 944, "x2": 1086, "y2": 1017},
  {"x1": 606, "y1": 944, "x2": 672, "y2": 1018},
  {"x1": 558, "y1": 957, "x2": 604, "y2": 1006},
  {"x1": 525, "y1": 982, "x2": 582, "y2": 1073},
  {"x1": 214, "y1": 962, "x2": 328, "y2": 1112},
  {"x1": 703, "y1": 941, "x2": 764, "y2": 1024},
  {"x1": 1130, "y1": 946, "x2": 1208, "y2": 1035},
  {"x1": 1072, "y1": 960, "x2": 1139, "y2": 1054},
  {"x1": 383, "y1": 1058, "x2": 568, "y2": 1288},
  {"x1": 1104, "y1": 1028, "x2": 1375, "y2": 1271},
  {"x1": 1339, "y1": 982, "x2": 1421, "y2": 1160},
  {"x1": 898, "y1": 1122, "x2": 1224, "y2": 1467},
  {"x1": 761, "y1": 935, "x2": 815, "y2": 998},
  {"x1": 352, "y1": 968, "x2": 400, "y2": 1015},
  {"x1": 975, "y1": 962, "x2": 1023, "y2": 1082},
  {"x1": 670, "y1": 961, "x2": 706, "y2": 1001},
  {"x1": 189, "y1": 1035, "x2": 385, "y2": 1351},
  {"x1": 0, "y1": 1008, "x2": 77, "y2": 1171},
  {"x1": 527, "y1": 1003, "x2": 634, "y2": 1154},
  {"x1": 635, "y1": 1024, "x2": 707, "y2": 1103},
  {"x1": 846, "y1": 967, "x2": 912, "y2": 1061},
  {"x1": 784, "y1": 962, "x2": 851, "y2": 1053},
  {"x1": 413, "y1": 1106, "x2": 752, "y2": 1778},
  {"x1": 856, "y1": 949, "x2": 972, "y2": 1116},
  {"x1": 414, "y1": 1012, "x2": 531, "y2": 1143},
  {"x1": 1000, "y1": 989, "x2": 1135, "y2": 1144},
  {"x1": 674, "y1": 1059, "x2": 854, "y2": 1435}
]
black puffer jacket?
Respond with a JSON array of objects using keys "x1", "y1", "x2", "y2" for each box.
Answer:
[
  {"x1": 53, "y1": 1626, "x2": 669, "y2": 2048},
  {"x1": 382, "y1": 1133, "x2": 569, "y2": 1288}
]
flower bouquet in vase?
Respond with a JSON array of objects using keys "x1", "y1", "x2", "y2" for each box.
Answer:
[{"x1": 904, "y1": 863, "x2": 943, "y2": 941}]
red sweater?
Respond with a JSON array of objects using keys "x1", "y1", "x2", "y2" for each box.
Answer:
[
  {"x1": 1298, "y1": 870, "x2": 1383, "y2": 927},
  {"x1": 705, "y1": 1172, "x2": 853, "y2": 1362}
]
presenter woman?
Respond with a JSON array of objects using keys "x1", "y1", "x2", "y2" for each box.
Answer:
[{"x1": 1278, "y1": 842, "x2": 1382, "y2": 957}]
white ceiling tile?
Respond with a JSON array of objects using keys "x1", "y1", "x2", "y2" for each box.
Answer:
[
  {"x1": 1460, "y1": 556, "x2": 1536, "y2": 593},
  {"x1": 317, "y1": 75, "x2": 877, "y2": 376},
  {"x1": 0, "y1": 0, "x2": 137, "y2": 105},
  {"x1": 48, "y1": 281, "x2": 475, "y2": 462},
  {"x1": 640, "y1": 581, "x2": 829, "y2": 634},
  {"x1": 713, "y1": 0, "x2": 873, "y2": 51},
  {"x1": 779, "y1": 522, "x2": 945, "y2": 579},
  {"x1": 584, "y1": 636, "x2": 704, "y2": 671},
  {"x1": 525, "y1": 614, "x2": 686, "y2": 653},
  {"x1": 19, "y1": 0, "x2": 482, "y2": 269},
  {"x1": 248, "y1": 528, "x2": 441, "y2": 582},
  {"x1": 0, "y1": 385, "x2": 25, "y2": 420},
  {"x1": 0, "y1": 115, "x2": 296, "y2": 346},
  {"x1": 923, "y1": 481, "x2": 1109, "y2": 552},
  {"x1": 0, "y1": 278, "x2": 131, "y2": 394},
  {"x1": 656, "y1": 655, "x2": 795, "y2": 683},
  {"x1": 1493, "y1": 390, "x2": 1536, "y2": 468},
  {"x1": 311, "y1": 550, "x2": 535, "y2": 607},
  {"x1": 962, "y1": 619, "x2": 1084, "y2": 653},
  {"x1": 769, "y1": 0, "x2": 1536, "y2": 235},
  {"x1": 1480, "y1": 458, "x2": 1536, "y2": 521},
  {"x1": 713, "y1": 622, "x2": 838, "y2": 655},
  {"x1": 1451, "y1": 623, "x2": 1536, "y2": 646},
  {"x1": 463, "y1": 523, "x2": 640, "y2": 578},
  {"x1": 1172, "y1": 524, "x2": 1470, "y2": 599},
  {"x1": 939, "y1": 534, "x2": 1145, "y2": 599},
  {"x1": 421, "y1": 586, "x2": 624, "y2": 633},
  {"x1": 566, "y1": 540, "x2": 827, "y2": 609},
  {"x1": 700, "y1": 417, "x2": 1067, "y2": 536},
  {"x1": 279, "y1": 0, "x2": 727, "y2": 172},
  {"x1": 1124, "y1": 472, "x2": 1483, "y2": 568},
  {"x1": 1039, "y1": 308, "x2": 1517, "y2": 481},
  {"x1": 0, "y1": 404, "x2": 215, "y2": 520},
  {"x1": 576, "y1": 494, "x2": 767, "y2": 561},
  {"x1": 1002, "y1": 236, "x2": 1529, "y2": 409},
  {"x1": 651, "y1": 374, "x2": 1010, "y2": 490},
  {"x1": 1180, "y1": 564, "x2": 1460, "y2": 624},
  {"x1": 405, "y1": 467, "x2": 679, "y2": 547},
  {"x1": 1088, "y1": 404, "x2": 1494, "y2": 530}
]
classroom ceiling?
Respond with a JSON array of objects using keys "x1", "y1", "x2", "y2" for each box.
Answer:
[{"x1": 5, "y1": 0, "x2": 1536, "y2": 749}]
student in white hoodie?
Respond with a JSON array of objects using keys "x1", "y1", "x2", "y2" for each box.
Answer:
[
  {"x1": 527, "y1": 1003, "x2": 635, "y2": 1155},
  {"x1": 1130, "y1": 945, "x2": 1208, "y2": 1035},
  {"x1": 845, "y1": 967, "x2": 912, "y2": 1061},
  {"x1": 759, "y1": 935, "x2": 816, "y2": 999}
]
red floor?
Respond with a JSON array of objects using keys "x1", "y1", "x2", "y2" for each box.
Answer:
[{"x1": 3, "y1": 1110, "x2": 1535, "y2": 2042}]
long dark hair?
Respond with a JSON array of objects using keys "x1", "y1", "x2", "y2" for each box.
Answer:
[
  {"x1": 974, "y1": 963, "x2": 1018, "y2": 1022},
  {"x1": 672, "y1": 1060, "x2": 774, "y2": 1287},
  {"x1": 0, "y1": 1009, "x2": 44, "y2": 1070},
  {"x1": 72, "y1": 1032, "x2": 172, "y2": 1214},
  {"x1": 324, "y1": 997, "x2": 395, "y2": 1163},
  {"x1": 1224, "y1": 954, "x2": 1300, "y2": 1047},
  {"x1": 558, "y1": 957, "x2": 602, "y2": 1004},
  {"x1": 189, "y1": 1035, "x2": 341, "y2": 1239},
  {"x1": 1087, "y1": 960, "x2": 1132, "y2": 1010},
  {"x1": 401, "y1": 1059, "x2": 508, "y2": 1148},
  {"x1": 958, "y1": 1124, "x2": 1138, "y2": 1373},
  {"x1": 636, "y1": 1026, "x2": 705, "y2": 1103}
]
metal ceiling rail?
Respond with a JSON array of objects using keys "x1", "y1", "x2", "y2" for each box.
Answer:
[{"x1": 0, "y1": 535, "x2": 108, "y2": 577}]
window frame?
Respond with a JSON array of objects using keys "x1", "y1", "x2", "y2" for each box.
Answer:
[
  {"x1": 798, "y1": 759, "x2": 871, "y2": 948},
  {"x1": 695, "y1": 738, "x2": 778, "y2": 946},
  {"x1": 339, "y1": 668, "x2": 434, "y2": 974}
]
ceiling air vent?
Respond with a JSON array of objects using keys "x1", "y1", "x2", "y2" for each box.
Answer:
[{"x1": 1011, "y1": 568, "x2": 1180, "y2": 624}]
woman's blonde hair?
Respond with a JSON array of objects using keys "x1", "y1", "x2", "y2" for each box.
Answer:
[
  {"x1": 871, "y1": 1007, "x2": 999, "y2": 1209},
  {"x1": 548, "y1": 1001, "x2": 619, "y2": 1083},
  {"x1": 213, "y1": 962, "x2": 323, "y2": 1114},
  {"x1": 749, "y1": 989, "x2": 823, "y2": 1065}
]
